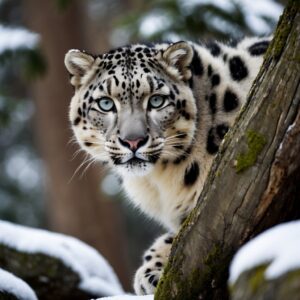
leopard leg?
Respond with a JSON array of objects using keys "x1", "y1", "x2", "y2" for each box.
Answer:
[{"x1": 134, "y1": 233, "x2": 174, "y2": 295}]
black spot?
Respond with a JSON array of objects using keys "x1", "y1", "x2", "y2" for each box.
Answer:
[
  {"x1": 77, "y1": 108, "x2": 82, "y2": 116},
  {"x1": 122, "y1": 82, "x2": 126, "y2": 89},
  {"x1": 73, "y1": 117, "x2": 81, "y2": 126},
  {"x1": 153, "y1": 280, "x2": 158, "y2": 287},
  {"x1": 207, "y1": 65, "x2": 212, "y2": 77},
  {"x1": 145, "y1": 255, "x2": 152, "y2": 261},
  {"x1": 145, "y1": 268, "x2": 152, "y2": 274},
  {"x1": 206, "y1": 41, "x2": 221, "y2": 57},
  {"x1": 216, "y1": 123, "x2": 229, "y2": 139},
  {"x1": 156, "y1": 262, "x2": 163, "y2": 267},
  {"x1": 224, "y1": 90, "x2": 239, "y2": 112},
  {"x1": 211, "y1": 74, "x2": 220, "y2": 87},
  {"x1": 206, "y1": 128, "x2": 219, "y2": 154},
  {"x1": 84, "y1": 91, "x2": 89, "y2": 99},
  {"x1": 165, "y1": 237, "x2": 173, "y2": 244},
  {"x1": 181, "y1": 111, "x2": 190, "y2": 120},
  {"x1": 84, "y1": 142, "x2": 92, "y2": 147},
  {"x1": 148, "y1": 275, "x2": 155, "y2": 284},
  {"x1": 173, "y1": 84, "x2": 179, "y2": 95},
  {"x1": 144, "y1": 68, "x2": 150, "y2": 73},
  {"x1": 113, "y1": 76, "x2": 119, "y2": 86},
  {"x1": 209, "y1": 93, "x2": 217, "y2": 115},
  {"x1": 229, "y1": 56, "x2": 248, "y2": 81},
  {"x1": 190, "y1": 50, "x2": 203, "y2": 76},
  {"x1": 170, "y1": 90, "x2": 175, "y2": 100},
  {"x1": 184, "y1": 162, "x2": 200, "y2": 186},
  {"x1": 176, "y1": 101, "x2": 181, "y2": 109},
  {"x1": 223, "y1": 54, "x2": 227, "y2": 62},
  {"x1": 158, "y1": 82, "x2": 164, "y2": 89},
  {"x1": 248, "y1": 41, "x2": 270, "y2": 56}
]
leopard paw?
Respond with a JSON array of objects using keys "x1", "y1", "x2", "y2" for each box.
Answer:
[{"x1": 134, "y1": 261, "x2": 163, "y2": 295}]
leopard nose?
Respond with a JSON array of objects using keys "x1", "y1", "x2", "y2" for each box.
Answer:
[{"x1": 119, "y1": 136, "x2": 149, "y2": 152}]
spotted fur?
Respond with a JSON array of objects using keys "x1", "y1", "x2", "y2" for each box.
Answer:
[{"x1": 65, "y1": 36, "x2": 271, "y2": 294}]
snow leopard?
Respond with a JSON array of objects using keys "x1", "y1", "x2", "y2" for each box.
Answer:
[{"x1": 64, "y1": 36, "x2": 270, "y2": 295}]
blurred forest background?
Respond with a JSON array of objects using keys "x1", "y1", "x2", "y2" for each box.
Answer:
[{"x1": 0, "y1": 0, "x2": 285, "y2": 291}]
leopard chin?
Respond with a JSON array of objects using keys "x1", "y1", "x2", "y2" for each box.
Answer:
[{"x1": 115, "y1": 158, "x2": 155, "y2": 177}]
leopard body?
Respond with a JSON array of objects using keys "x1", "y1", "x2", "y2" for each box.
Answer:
[{"x1": 65, "y1": 36, "x2": 270, "y2": 294}]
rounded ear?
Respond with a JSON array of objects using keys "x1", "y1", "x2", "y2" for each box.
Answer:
[
  {"x1": 162, "y1": 42, "x2": 193, "y2": 81},
  {"x1": 64, "y1": 50, "x2": 95, "y2": 87}
]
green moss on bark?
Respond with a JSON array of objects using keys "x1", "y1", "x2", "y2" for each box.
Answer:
[
  {"x1": 156, "y1": 243, "x2": 232, "y2": 300},
  {"x1": 235, "y1": 130, "x2": 267, "y2": 173},
  {"x1": 266, "y1": 1, "x2": 299, "y2": 60}
]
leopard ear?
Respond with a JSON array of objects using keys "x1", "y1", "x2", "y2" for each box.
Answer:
[
  {"x1": 64, "y1": 50, "x2": 95, "y2": 87},
  {"x1": 162, "y1": 42, "x2": 193, "y2": 81}
]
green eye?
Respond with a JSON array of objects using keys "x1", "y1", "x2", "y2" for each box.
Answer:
[
  {"x1": 148, "y1": 95, "x2": 166, "y2": 109},
  {"x1": 97, "y1": 97, "x2": 115, "y2": 112}
]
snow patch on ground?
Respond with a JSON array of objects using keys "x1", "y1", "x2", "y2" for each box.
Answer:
[
  {"x1": 0, "y1": 221, "x2": 124, "y2": 297},
  {"x1": 229, "y1": 221, "x2": 300, "y2": 284},
  {"x1": 0, "y1": 25, "x2": 39, "y2": 54},
  {"x1": 97, "y1": 295, "x2": 154, "y2": 300},
  {"x1": 0, "y1": 268, "x2": 38, "y2": 300}
]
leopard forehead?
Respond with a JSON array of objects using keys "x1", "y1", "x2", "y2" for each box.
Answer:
[{"x1": 85, "y1": 44, "x2": 177, "y2": 103}]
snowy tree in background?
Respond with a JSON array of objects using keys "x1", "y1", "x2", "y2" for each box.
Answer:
[
  {"x1": 0, "y1": 0, "x2": 46, "y2": 227},
  {"x1": 113, "y1": 0, "x2": 283, "y2": 45}
]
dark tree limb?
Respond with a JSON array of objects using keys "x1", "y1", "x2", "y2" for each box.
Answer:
[
  {"x1": 0, "y1": 244, "x2": 97, "y2": 300},
  {"x1": 155, "y1": 1, "x2": 300, "y2": 299}
]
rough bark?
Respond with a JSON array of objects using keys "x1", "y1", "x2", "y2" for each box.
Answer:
[
  {"x1": 231, "y1": 265, "x2": 300, "y2": 300},
  {"x1": 156, "y1": 1, "x2": 300, "y2": 299},
  {"x1": 0, "y1": 243, "x2": 99, "y2": 300},
  {"x1": 22, "y1": 0, "x2": 130, "y2": 288}
]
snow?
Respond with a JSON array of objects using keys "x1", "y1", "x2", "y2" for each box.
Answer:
[
  {"x1": 0, "y1": 221, "x2": 124, "y2": 297},
  {"x1": 0, "y1": 268, "x2": 38, "y2": 300},
  {"x1": 97, "y1": 295, "x2": 154, "y2": 300},
  {"x1": 0, "y1": 25, "x2": 39, "y2": 54},
  {"x1": 287, "y1": 122, "x2": 295, "y2": 133},
  {"x1": 229, "y1": 221, "x2": 300, "y2": 284}
]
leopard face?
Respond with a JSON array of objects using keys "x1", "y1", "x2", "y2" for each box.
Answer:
[{"x1": 65, "y1": 43, "x2": 197, "y2": 176}]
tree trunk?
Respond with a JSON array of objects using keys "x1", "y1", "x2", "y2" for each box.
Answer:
[
  {"x1": 156, "y1": 1, "x2": 300, "y2": 299},
  {"x1": 22, "y1": 0, "x2": 130, "y2": 289}
]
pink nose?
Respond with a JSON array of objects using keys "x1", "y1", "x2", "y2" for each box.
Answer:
[
  {"x1": 123, "y1": 138, "x2": 144, "y2": 151},
  {"x1": 119, "y1": 136, "x2": 149, "y2": 152}
]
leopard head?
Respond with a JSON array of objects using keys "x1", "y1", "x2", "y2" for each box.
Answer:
[{"x1": 65, "y1": 42, "x2": 197, "y2": 176}]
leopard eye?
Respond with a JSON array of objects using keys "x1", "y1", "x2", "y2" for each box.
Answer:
[
  {"x1": 97, "y1": 97, "x2": 115, "y2": 112},
  {"x1": 148, "y1": 95, "x2": 166, "y2": 109}
]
